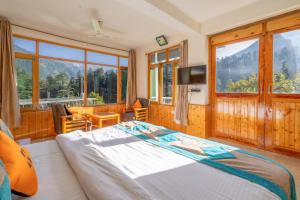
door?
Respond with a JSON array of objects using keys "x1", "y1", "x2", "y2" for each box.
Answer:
[
  {"x1": 265, "y1": 27, "x2": 300, "y2": 152},
  {"x1": 211, "y1": 35, "x2": 265, "y2": 146}
]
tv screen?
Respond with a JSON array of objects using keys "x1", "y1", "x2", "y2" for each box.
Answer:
[{"x1": 177, "y1": 65, "x2": 206, "y2": 85}]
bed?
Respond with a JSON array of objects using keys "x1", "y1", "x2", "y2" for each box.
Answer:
[{"x1": 23, "y1": 121, "x2": 296, "y2": 200}]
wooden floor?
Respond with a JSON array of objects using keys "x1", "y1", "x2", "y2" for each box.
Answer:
[{"x1": 211, "y1": 137, "x2": 300, "y2": 196}]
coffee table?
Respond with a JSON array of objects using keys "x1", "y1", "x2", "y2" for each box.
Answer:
[{"x1": 90, "y1": 112, "x2": 120, "y2": 128}]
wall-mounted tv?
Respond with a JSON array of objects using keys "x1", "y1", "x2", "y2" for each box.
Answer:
[{"x1": 177, "y1": 65, "x2": 206, "y2": 85}]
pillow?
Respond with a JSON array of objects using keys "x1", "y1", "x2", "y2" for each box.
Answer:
[
  {"x1": 0, "y1": 131, "x2": 38, "y2": 197},
  {"x1": 132, "y1": 100, "x2": 142, "y2": 109},
  {"x1": 0, "y1": 160, "x2": 11, "y2": 200},
  {"x1": 0, "y1": 119, "x2": 14, "y2": 139}
]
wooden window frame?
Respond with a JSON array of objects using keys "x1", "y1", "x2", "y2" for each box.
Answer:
[
  {"x1": 147, "y1": 45, "x2": 180, "y2": 106},
  {"x1": 212, "y1": 35, "x2": 263, "y2": 98},
  {"x1": 13, "y1": 34, "x2": 128, "y2": 110},
  {"x1": 266, "y1": 24, "x2": 300, "y2": 99}
]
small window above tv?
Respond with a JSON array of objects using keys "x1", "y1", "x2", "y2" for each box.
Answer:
[{"x1": 177, "y1": 65, "x2": 206, "y2": 85}]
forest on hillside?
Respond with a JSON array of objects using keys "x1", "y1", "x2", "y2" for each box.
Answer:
[{"x1": 216, "y1": 34, "x2": 300, "y2": 94}]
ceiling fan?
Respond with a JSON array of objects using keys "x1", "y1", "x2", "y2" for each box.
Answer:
[{"x1": 88, "y1": 19, "x2": 122, "y2": 39}]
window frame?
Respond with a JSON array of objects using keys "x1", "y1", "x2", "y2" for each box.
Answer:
[
  {"x1": 14, "y1": 34, "x2": 128, "y2": 109},
  {"x1": 267, "y1": 25, "x2": 300, "y2": 99},
  {"x1": 147, "y1": 45, "x2": 180, "y2": 105},
  {"x1": 213, "y1": 35, "x2": 263, "y2": 98}
]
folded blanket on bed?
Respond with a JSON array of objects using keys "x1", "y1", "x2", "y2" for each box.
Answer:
[{"x1": 116, "y1": 121, "x2": 296, "y2": 200}]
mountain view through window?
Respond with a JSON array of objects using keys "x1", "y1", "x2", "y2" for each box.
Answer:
[
  {"x1": 273, "y1": 29, "x2": 300, "y2": 94},
  {"x1": 216, "y1": 39, "x2": 259, "y2": 93}
]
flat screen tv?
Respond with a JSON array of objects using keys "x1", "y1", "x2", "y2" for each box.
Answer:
[{"x1": 177, "y1": 65, "x2": 206, "y2": 85}]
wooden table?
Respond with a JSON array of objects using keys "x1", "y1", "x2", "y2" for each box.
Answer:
[{"x1": 90, "y1": 112, "x2": 120, "y2": 128}]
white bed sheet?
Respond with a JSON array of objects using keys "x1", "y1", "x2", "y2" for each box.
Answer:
[
  {"x1": 23, "y1": 140, "x2": 87, "y2": 200},
  {"x1": 56, "y1": 127, "x2": 280, "y2": 200}
]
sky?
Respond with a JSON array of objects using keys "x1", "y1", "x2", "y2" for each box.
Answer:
[
  {"x1": 13, "y1": 37, "x2": 128, "y2": 66},
  {"x1": 216, "y1": 39, "x2": 258, "y2": 59}
]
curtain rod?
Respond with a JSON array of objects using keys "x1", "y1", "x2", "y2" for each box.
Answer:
[{"x1": 12, "y1": 23, "x2": 129, "y2": 53}]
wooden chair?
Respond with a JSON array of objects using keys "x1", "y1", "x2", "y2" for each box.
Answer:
[
  {"x1": 51, "y1": 103, "x2": 92, "y2": 134},
  {"x1": 121, "y1": 98, "x2": 150, "y2": 122}
]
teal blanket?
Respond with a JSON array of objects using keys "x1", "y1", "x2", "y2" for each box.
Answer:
[{"x1": 115, "y1": 121, "x2": 296, "y2": 200}]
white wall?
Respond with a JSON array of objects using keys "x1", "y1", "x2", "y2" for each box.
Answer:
[
  {"x1": 136, "y1": 33, "x2": 209, "y2": 105},
  {"x1": 12, "y1": 25, "x2": 129, "y2": 57}
]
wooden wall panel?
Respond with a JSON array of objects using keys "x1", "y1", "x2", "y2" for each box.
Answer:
[
  {"x1": 148, "y1": 104, "x2": 209, "y2": 138},
  {"x1": 12, "y1": 104, "x2": 125, "y2": 141},
  {"x1": 266, "y1": 11, "x2": 300, "y2": 32},
  {"x1": 270, "y1": 100, "x2": 300, "y2": 153},
  {"x1": 214, "y1": 97, "x2": 259, "y2": 145},
  {"x1": 12, "y1": 110, "x2": 55, "y2": 141}
]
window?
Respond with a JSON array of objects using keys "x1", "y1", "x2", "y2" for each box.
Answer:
[
  {"x1": 13, "y1": 37, "x2": 36, "y2": 54},
  {"x1": 121, "y1": 69, "x2": 128, "y2": 101},
  {"x1": 150, "y1": 54, "x2": 157, "y2": 64},
  {"x1": 39, "y1": 59, "x2": 84, "y2": 107},
  {"x1": 272, "y1": 29, "x2": 300, "y2": 94},
  {"x1": 87, "y1": 51, "x2": 118, "y2": 65},
  {"x1": 150, "y1": 67, "x2": 158, "y2": 101},
  {"x1": 162, "y1": 63, "x2": 173, "y2": 104},
  {"x1": 14, "y1": 35, "x2": 127, "y2": 108},
  {"x1": 87, "y1": 65, "x2": 117, "y2": 105},
  {"x1": 120, "y1": 57, "x2": 128, "y2": 67},
  {"x1": 216, "y1": 39, "x2": 259, "y2": 93},
  {"x1": 148, "y1": 45, "x2": 180, "y2": 104},
  {"x1": 16, "y1": 58, "x2": 33, "y2": 108},
  {"x1": 157, "y1": 52, "x2": 166, "y2": 63},
  {"x1": 169, "y1": 48, "x2": 180, "y2": 60},
  {"x1": 39, "y1": 42, "x2": 84, "y2": 61}
]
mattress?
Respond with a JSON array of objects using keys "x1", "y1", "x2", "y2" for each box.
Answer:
[
  {"x1": 56, "y1": 126, "x2": 282, "y2": 200},
  {"x1": 21, "y1": 140, "x2": 87, "y2": 200}
]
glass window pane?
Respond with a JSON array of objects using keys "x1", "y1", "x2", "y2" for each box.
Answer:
[
  {"x1": 120, "y1": 57, "x2": 128, "y2": 67},
  {"x1": 16, "y1": 58, "x2": 33, "y2": 108},
  {"x1": 87, "y1": 51, "x2": 118, "y2": 65},
  {"x1": 121, "y1": 69, "x2": 128, "y2": 101},
  {"x1": 150, "y1": 67, "x2": 158, "y2": 101},
  {"x1": 157, "y1": 52, "x2": 166, "y2": 63},
  {"x1": 169, "y1": 48, "x2": 180, "y2": 60},
  {"x1": 150, "y1": 54, "x2": 157, "y2": 64},
  {"x1": 39, "y1": 42, "x2": 84, "y2": 61},
  {"x1": 87, "y1": 65, "x2": 117, "y2": 105},
  {"x1": 13, "y1": 37, "x2": 36, "y2": 54},
  {"x1": 216, "y1": 39, "x2": 259, "y2": 93},
  {"x1": 272, "y1": 29, "x2": 300, "y2": 94},
  {"x1": 162, "y1": 63, "x2": 172, "y2": 104},
  {"x1": 39, "y1": 59, "x2": 84, "y2": 107}
]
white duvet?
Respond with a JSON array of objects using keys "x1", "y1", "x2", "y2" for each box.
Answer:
[{"x1": 56, "y1": 126, "x2": 280, "y2": 200}]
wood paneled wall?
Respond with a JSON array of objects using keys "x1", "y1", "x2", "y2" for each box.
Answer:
[
  {"x1": 12, "y1": 104, "x2": 125, "y2": 141},
  {"x1": 148, "y1": 104, "x2": 210, "y2": 138},
  {"x1": 269, "y1": 99, "x2": 300, "y2": 153},
  {"x1": 214, "y1": 97, "x2": 261, "y2": 146}
]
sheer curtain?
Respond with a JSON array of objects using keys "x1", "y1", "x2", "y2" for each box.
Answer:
[
  {"x1": 0, "y1": 17, "x2": 21, "y2": 128},
  {"x1": 174, "y1": 40, "x2": 189, "y2": 125},
  {"x1": 126, "y1": 49, "x2": 137, "y2": 110}
]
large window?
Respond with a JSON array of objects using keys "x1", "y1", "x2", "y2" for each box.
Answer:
[
  {"x1": 16, "y1": 58, "x2": 33, "y2": 107},
  {"x1": 87, "y1": 65, "x2": 117, "y2": 105},
  {"x1": 13, "y1": 36, "x2": 128, "y2": 108},
  {"x1": 148, "y1": 46, "x2": 180, "y2": 104},
  {"x1": 39, "y1": 59, "x2": 84, "y2": 107},
  {"x1": 272, "y1": 29, "x2": 300, "y2": 94},
  {"x1": 216, "y1": 39, "x2": 259, "y2": 93}
]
